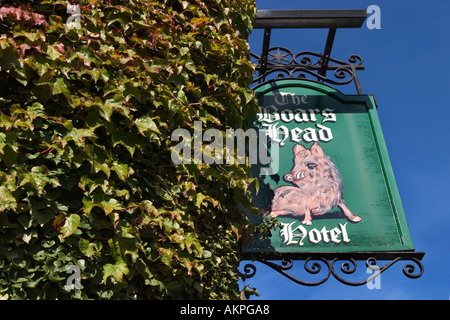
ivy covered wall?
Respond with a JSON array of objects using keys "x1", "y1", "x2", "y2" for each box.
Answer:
[{"x1": 0, "y1": 0, "x2": 258, "y2": 299}]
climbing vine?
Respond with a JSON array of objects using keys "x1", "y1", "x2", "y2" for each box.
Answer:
[{"x1": 0, "y1": 0, "x2": 259, "y2": 299}]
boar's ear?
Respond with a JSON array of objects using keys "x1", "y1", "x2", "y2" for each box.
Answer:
[
  {"x1": 310, "y1": 142, "x2": 324, "y2": 156},
  {"x1": 293, "y1": 144, "x2": 306, "y2": 155}
]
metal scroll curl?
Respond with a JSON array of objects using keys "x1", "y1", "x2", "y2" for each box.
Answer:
[
  {"x1": 240, "y1": 256, "x2": 424, "y2": 287},
  {"x1": 241, "y1": 258, "x2": 331, "y2": 286},
  {"x1": 402, "y1": 258, "x2": 424, "y2": 279},
  {"x1": 252, "y1": 66, "x2": 356, "y2": 86},
  {"x1": 251, "y1": 46, "x2": 365, "y2": 94}
]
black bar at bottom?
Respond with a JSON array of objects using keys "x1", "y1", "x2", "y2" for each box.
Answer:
[{"x1": 241, "y1": 251, "x2": 425, "y2": 261}]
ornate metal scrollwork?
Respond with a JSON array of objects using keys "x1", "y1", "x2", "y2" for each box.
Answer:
[
  {"x1": 251, "y1": 46, "x2": 364, "y2": 94},
  {"x1": 240, "y1": 254, "x2": 424, "y2": 287},
  {"x1": 240, "y1": 263, "x2": 257, "y2": 280},
  {"x1": 402, "y1": 258, "x2": 424, "y2": 279}
]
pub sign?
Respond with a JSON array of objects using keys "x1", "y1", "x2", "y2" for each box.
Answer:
[{"x1": 244, "y1": 79, "x2": 415, "y2": 255}]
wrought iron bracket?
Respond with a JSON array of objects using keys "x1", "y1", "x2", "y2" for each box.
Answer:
[
  {"x1": 251, "y1": 10, "x2": 367, "y2": 94},
  {"x1": 240, "y1": 251, "x2": 425, "y2": 287}
]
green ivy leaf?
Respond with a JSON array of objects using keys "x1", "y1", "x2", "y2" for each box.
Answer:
[
  {"x1": 134, "y1": 116, "x2": 161, "y2": 135},
  {"x1": 103, "y1": 261, "x2": 129, "y2": 284},
  {"x1": 60, "y1": 214, "x2": 81, "y2": 239},
  {"x1": 100, "y1": 197, "x2": 122, "y2": 216},
  {"x1": 18, "y1": 165, "x2": 61, "y2": 194},
  {"x1": 52, "y1": 77, "x2": 70, "y2": 97},
  {"x1": 111, "y1": 163, "x2": 133, "y2": 181},
  {"x1": 0, "y1": 186, "x2": 17, "y2": 211},
  {"x1": 0, "y1": 0, "x2": 258, "y2": 300}
]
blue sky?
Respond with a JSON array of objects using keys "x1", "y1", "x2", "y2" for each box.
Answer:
[{"x1": 239, "y1": 0, "x2": 450, "y2": 300}]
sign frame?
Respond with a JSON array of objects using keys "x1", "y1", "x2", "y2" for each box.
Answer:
[
  {"x1": 242, "y1": 79, "x2": 421, "y2": 260},
  {"x1": 240, "y1": 79, "x2": 424, "y2": 286}
]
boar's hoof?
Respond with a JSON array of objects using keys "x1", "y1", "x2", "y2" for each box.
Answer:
[
  {"x1": 302, "y1": 220, "x2": 312, "y2": 226},
  {"x1": 351, "y1": 216, "x2": 363, "y2": 223}
]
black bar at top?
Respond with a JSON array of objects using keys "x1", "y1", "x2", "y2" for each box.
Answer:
[{"x1": 253, "y1": 9, "x2": 367, "y2": 29}]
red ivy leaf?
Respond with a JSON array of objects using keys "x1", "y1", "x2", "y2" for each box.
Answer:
[{"x1": 0, "y1": 4, "x2": 48, "y2": 26}]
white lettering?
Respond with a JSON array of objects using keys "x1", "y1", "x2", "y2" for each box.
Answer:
[
  {"x1": 256, "y1": 105, "x2": 280, "y2": 123},
  {"x1": 180, "y1": 304, "x2": 214, "y2": 317},
  {"x1": 302, "y1": 127, "x2": 318, "y2": 143},
  {"x1": 193, "y1": 121, "x2": 203, "y2": 164},
  {"x1": 320, "y1": 226, "x2": 330, "y2": 243},
  {"x1": 280, "y1": 222, "x2": 307, "y2": 246},
  {"x1": 255, "y1": 105, "x2": 337, "y2": 145},
  {"x1": 340, "y1": 223, "x2": 350, "y2": 243},
  {"x1": 294, "y1": 109, "x2": 309, "y2": 123},
  {"x1": 66, "y1": 4, "x2": 81, "y2": 29},
  {"x1": 308, "y1": 228, "x2": 321, "y2": 244},
  {"x1": 329, "y1": 226, "x2": 342, "y2": 243},
  {"x1": 290, "y1": 127, "x2": 303, "y2": 142},
  {"x1": 65, "y1": 265, "x2": 81, "y2": 290},
  {"x1": 274, "y1": 92, "x2": 307, "y2": 106},
  {"x1": 321, "y1": 108, "x2": 336, "y2": 123},
  {"x1": 261, "y1": 123, "x2": 334, "y2": 145},
  {"x1": 280, "y1": 109, "x2": 294, "y2": 122},
  {"x1": 317, "y1": 123, "x2": 333, "y2": 142},
  {"x1": 279, "y1": 221, "x2": 351, "y2": 246},
  {"x1": 261, "y1": 122, "x2": 290, "y2": 146}
]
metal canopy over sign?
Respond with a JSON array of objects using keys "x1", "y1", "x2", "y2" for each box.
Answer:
[{"x1": 240, "y1": 9, "x2": 424, "y2": 286}]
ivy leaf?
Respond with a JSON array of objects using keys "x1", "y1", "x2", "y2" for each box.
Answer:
[
  {"x1": 19, "y1": 165, "x2": 61, "y2": 194},
  {"x1": 0, "y1": 145, "x2": 18, "y2": 167},
  {"x1": 159, "y1": 247, "x2": 174, "y2": 267},
  {"x1": 0, "y1": 186, "x2": 17, "y2": 211},
  {"x1": 52, "y1": 77, "x2": 70, "y2": 98},
  {"x1": 100, "y1": 197, "x2": 122, "y2": 216},
  {"x1": 79, "y1": 238, "x2": 98, "y2": 258},
  {"x1": 67, "y1": 127, "x2": 98, "y2": 147},
  {"x1": 195, "y1": 193, "x2": 206, "y2": 208},
  {"x1": 0, "y1": 0, "x2": 259, "y2": 300},
  {"x1": 60, "y1": 214, "x2": 81, "y2": 239},
  {"x1": 46, "y1": 45, "x2": 62, "y2": 60},
  {"x1": 82, "y1": 197, "x2": 94, "y2": 214},
  {"x1": 0, "y1": 44, "x2": 19, "y2": 69},
  {"x1": 111, "y1": 163, "x2": 133, "y2": 181},
  {"x1": 103, "y1": 237, "x2": 134, "y2": 283},
  {"x1": 26, "y1": 102, "x2": 46, "y2": 122},
  {"x1": 79, "y1": 238, "x2": 94, "y2": 257},
  {"x1": 123, "y1": 82, "x2": 141, "y2": 102},
  {"x1": 134, "y1": 116, "x2": 161, "y2": 135},
  {"x1": 103, "y1": 261, "x2": 129, "y2": 284}
]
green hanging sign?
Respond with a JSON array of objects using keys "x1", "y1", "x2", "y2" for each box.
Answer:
[{"x1": 244, "y1": 79, "x2": 415, "y2": 256}]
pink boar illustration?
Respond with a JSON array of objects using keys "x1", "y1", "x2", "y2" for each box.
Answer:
[{"x1": 270, "y1": 142, "x2": 362, "y2": 225}]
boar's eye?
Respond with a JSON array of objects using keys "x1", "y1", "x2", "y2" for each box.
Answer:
[{"x1": 306, "y1": 163, "x2": 317, "y2": 170}]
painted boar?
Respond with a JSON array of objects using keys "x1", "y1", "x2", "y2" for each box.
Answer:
[{"x1": 271, "y1": 142, "x2": 362, "y2": 225}]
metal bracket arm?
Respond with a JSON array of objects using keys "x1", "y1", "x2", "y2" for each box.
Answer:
[{"x1": 240, "y1": 252, "x2": 425, "y2": 287}]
